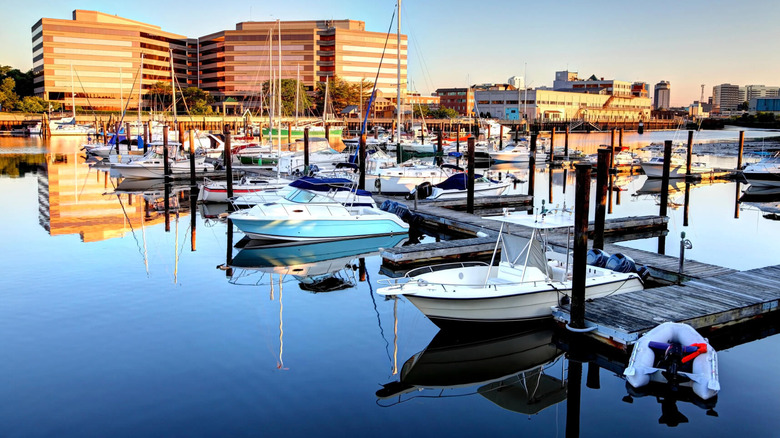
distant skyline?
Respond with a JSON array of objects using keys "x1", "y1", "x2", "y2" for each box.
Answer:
[{"x1": 2, "y1": 0, "x2": 779, "y2": 106}]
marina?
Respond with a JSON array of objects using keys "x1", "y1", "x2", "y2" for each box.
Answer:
[{"x1": 3, "y1": 127, "x2": 780, "y2": 437}]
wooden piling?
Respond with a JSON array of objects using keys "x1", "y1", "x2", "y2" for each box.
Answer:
[
  {"x1": 686, "y1": 130, "x2": 694, "y2": 176},
  {"x1": 594, "y1": 148, "x2": 611, "y2": 250},
  {"x1": 189, "y1": 129, "x2": 196, "y2": 186},
  {"x1": 618, "y1": 128, "x2": 623, "y2": 149},
  {"x1": 164, "y1": 180, "x2": 171, "y2": 232},
  {"x1": 551, "y1": 127, "x2": 556, "y2": 151},
  {"x1": 586, "y1": 363, "x2": 601, "y2": 390},
  {"x1": 684, "y1": 182, "x2": 691, "y2": 227},
  {"x1": 564, "y1": 125, "x2": 569, "y2": 158},
  {"x1": 359, "y1": 134, "x2": 367, "y2": 191},
  {"x1": 143, "y1": 122, "x2": 149, "y2": 154},
  {"x1": 499, "y1": 124, "x2": 504, "y2": 150},
  {"x1": 609, "y1": 129, "x2": 615, "y2": 170},
  {"x1": 528, "y1": 133, "x2": 537, "y2": 200},
  {"x1": 467, "y1": 137, "x2": 475, "y2": 214},
  {"x1": 737, "y1": 131, "x2": 745, "y2": 170},
  {"x1": 325, "y1": 123, "x2": 330, "y2": 142},
  {"x1": 303, "y1": 127, "x2": 310, "y2": 170},
  {"x1": 287, "y1": 121, "x2": 292, "y2": 145},
  {"x1": 225, "y1": 130, "x2": 234, "y2": 200},
  {"x1": 163, "y1": 125, "x2": 170, "y2": 179},
  {"x1": 571, "y1": 163, "x2": 592, "y2": 329},
  {"x1": 660, "y1": 140, "x2": 673, "y2": 218}
]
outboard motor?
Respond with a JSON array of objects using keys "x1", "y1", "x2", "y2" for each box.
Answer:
[
  {"x1": 406, "y1": 181, "x2": 433, "y2": 200},
  {"x1": 606, "y1": 253, "x2": 638, "y2": 273},
  {"x1": 587, "y1": 249, "x2": 610, "y2": 267}
]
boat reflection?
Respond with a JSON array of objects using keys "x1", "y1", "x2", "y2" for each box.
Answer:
[
  {"x1": 740, "y1": 185, "x2": 780, "y2": 220},
  {"x1": 377, "y1": 324, "x2": 567, "y2": 415},
  {"x1": 623, "y1": 381, "x2": 718, "y2": 427},
  {"x1": 229, "y1": 234, "x2": 408, "y2": 292}
]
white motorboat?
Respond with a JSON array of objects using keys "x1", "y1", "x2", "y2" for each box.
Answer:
[
  {"x1": 228, "y1": 177, "x2": 408, "y2": 242},
  {"x1": 640, "y1": 156, "x2": 712, "y2": 178},
  {"x1": 624, "y1": 322, "x2": 719, "y2": 401},
  {"x1": 365, "y1": 160, "x2": 460, "y2": 194},
  {"x1": 408, "y1": 172, "x2": 511, "y2": 200},
  {"x1": 111, "y1": 143, "x2": 216, "y2": 179},
  {"x1": 200, "y1": 175, "x2": 293, "y2": 203},
  {"x1": 377, "y1": 210, "x2": 644, "y2": 326},
  {"x1": 742, "y1": 152, "x2": 780, "y2": 187},
  {"x1": 489, "y1": 144, "x2": 547, "y2": 163},
  {"x1": 586, "y1": 150, "x2": 641, "y2": 168}
]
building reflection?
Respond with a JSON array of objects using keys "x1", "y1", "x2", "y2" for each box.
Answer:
[{"x1": 35, "y1": 150, "x2": 191, "y2": 242}]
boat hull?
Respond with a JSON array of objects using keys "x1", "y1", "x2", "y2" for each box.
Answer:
[{"x1": 641, "y1": 163, "x2": 710, "y2": 178}]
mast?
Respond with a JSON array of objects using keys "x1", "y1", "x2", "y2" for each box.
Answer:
[
  {"x1": 295, "y1": 64, "x2": 300, "y2": 122},
  {"x1": 269, "y1": 26, "x2": 274, "y2": 145},
  {"x1": 277, "y1": 19, "x2": 282, "y2": 178},
  {"x1": 138, "y1": 53, "x2": 143, "y2": 124},
  {"x1": 396, "y1": 0, "x2": 401, "y2": 150},
  {"x1": 169, "y1": 49, "x2": 177, "y2": 123},
  {"x1": 119, "y1": 66, "x2": 124, "y2": 115},
  {"x1": 70, "y1": 64, "x2": 76, "y2": 118},
  {"x1": 324, "y1": 79, "x2": 329, "y2": 124},
  {"x1": 277, "y1": 19, "x2": 282, "y2": 157}
]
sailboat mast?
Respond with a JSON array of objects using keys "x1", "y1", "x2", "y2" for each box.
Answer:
[
  {"x1": 396, "y1": 0, "x2": 401, "y2": 149},
  {"x1": 138, "y1": 53, "x2": 143, "y2": 123},
  {"x1": 277, "y1": 19, "x2": 282, "y2": 153},
  {"x1": 169, "y1": 49, "x2": 177, "y2": 123},
  {"x1": 70, "y1": 64, "x2": 76, "y2": 118},
  {"x1": 269, "y1": 27, "x2": 274, "y2": 145},
  {"x1": 295, "y1": 64, "x2": 300, "y2": 122}
]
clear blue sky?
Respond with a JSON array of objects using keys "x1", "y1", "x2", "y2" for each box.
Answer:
[{"x1": 2, "y1": 0, "x2": 778, "y2": 106}]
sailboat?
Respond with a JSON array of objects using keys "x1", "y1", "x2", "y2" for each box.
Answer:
[{"x1": 49, "y1": 65, "x2": 96, "y2": 136}]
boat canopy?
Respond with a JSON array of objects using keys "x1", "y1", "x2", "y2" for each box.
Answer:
[
  {"x1": 433, "y1": 173, "x2": 488, "y2": 190},
  {"x1": 483, "y1": 211, "x2": 574, "y2": 229},
  {"x1": 289, "y1": 176, "x2": 372, "y2": 197}
]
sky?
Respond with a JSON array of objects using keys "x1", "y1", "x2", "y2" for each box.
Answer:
[{"x1": 1, "y1": 0, "x2": 778, "y2": 107}]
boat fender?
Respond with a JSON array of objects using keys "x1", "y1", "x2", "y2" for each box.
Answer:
[{"x1": 375, "y1": 178, "x2": 381, "y2": 189}]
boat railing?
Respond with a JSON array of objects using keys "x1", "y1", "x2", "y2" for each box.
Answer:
[{"x1": 377, "y1": 261, "x2": 489, "y2": 286}]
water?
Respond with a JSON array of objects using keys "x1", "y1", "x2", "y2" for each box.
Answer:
[{"x1": 2, "y1": 131, "x2": 780, "y2": 437}]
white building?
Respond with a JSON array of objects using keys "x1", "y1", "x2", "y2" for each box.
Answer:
[
  {"x1": 712, "y1": 83, "x2": 742, "y2": 113},
  {"x1": 474, "y1": 88, "x2": 651, "y2": 122},
  {"x1": 507, "y1": 76, "x2": 525, "y2": 90},
  {"x1": 746, "y1": 85, "x2": 780, "y2": 100}
]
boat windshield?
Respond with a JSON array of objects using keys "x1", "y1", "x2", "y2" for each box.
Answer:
[{"x1": 284, "y1": 189, "x2": 338, "y2": 204}]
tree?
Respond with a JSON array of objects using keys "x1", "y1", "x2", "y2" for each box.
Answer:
[
  {"x1": 737, "y1": 100, "x2": 750, "y2": 111},
  {"x1": 180, "y1": 87, "x2": 214, "y2": 115},
  {"x1": 413, "y1": 104, "x2": 430, "y2": 118},
  {"x1": 314, "y1": 76, "x2": 373, "y2": 117},
  {"x1": 16, "y1": 96, "x2": 45, "y2": 113},
  {"x1": 147, "y1": 81, "x2": 172, "y2": 111},
  {"x1": 431, "y1": 107, "x2": 459, "y2": 119},
  {"x1": 0, "y1": 67, "x2": 35, "y2": 97},
  {"x1": 0, "y1": 77, "x2": 18, "y2": 111}
]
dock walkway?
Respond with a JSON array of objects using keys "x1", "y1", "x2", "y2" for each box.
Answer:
[{"x1": 553, "y1": 264, "x2": 780, "y2": 348}]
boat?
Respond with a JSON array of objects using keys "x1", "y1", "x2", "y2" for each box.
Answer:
[
  {"x1": 376, "y1": 209, "x2": 644, "y2": 326},
  {"x1": 488, "y1": 144, "x2": 547, "y2": 163},
  {"x1": 49, "y1": 65, "x2": 96, "y2": 136},
  {"x1": 407, "y1": 172, "x2": 511, "y2": 200},
  {"x1": 624, "y1": 321, "x2": 719, "y2": 401},
  {"x1": 376, "y1": 324, "x2": 567, "y2": 416},
  {"x1": 640, "y1": 155, "x2": 712, "y2": 178},
  {"x1": 586, "y1": 150, "x2": 641, "y2": 168},
  {"x1": 742, "y1": 152, "x2": 780, "y2": 187},
  {"x1": 199, "y1": 175, "x2": 293, "y2": 203},
  {"x1": 111, "y1": 143, "x2": 216, "y2": 179},
  {"x1": 228, "y1": 176, "x2": 409, "y2": 242},
  {"x1": 364, "y1": 160, "x2": 460, "y2": 195}
]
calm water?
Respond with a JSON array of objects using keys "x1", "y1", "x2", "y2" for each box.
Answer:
[{"x1": 2, "y1": 131, "x2": 780, "y2": 437}]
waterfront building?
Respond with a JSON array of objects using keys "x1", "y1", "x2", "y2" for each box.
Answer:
[
  {"x1": 653, "y1": 81, "x2": 670, "y2": 110},
  {"x1": 746, "y1": 85, "x2": 780, "y2": 101},
  {"x1": 434, "y1": 87, "x2": 475, "y2": 116},
  {"x1": 32, "y1": 10, "x2": 189, "y2": 112},
  {"x1": 508, "y1": 76, "x2": 525, "y2": 90},
  {"x1": 712, "y1": 83, "x2": 742, "y2": 114},
  {"x1": 553, "y1": 70, "x2": 633, "y2": 97},
  {"x1": 632, "y1": 82, "x2": 649, "y2": 98},
  {"x1": 32, "y1": 11, "x2": 407, "y2": 112},
  {"x1": 197, "y1": 19, "x2": 407, "y2": 107},
  {"x1": 474, "y1": 88, "x2": 651, "y2": 122},
  {"x1": 749, "y1": 97, "x2": 780, "y2": 115}
]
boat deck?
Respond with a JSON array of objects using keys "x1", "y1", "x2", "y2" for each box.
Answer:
[{"x1": 552, "y1": 264, "x2": 780, "y2": 348}]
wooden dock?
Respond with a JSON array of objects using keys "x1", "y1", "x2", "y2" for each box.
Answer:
[{"x1": 552, "y1": 265, "x2": 780, "y2": 349}]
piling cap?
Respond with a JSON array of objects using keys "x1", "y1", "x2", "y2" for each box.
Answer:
[{"x1": 681, "y1": 231, "x2": 686, "y2": 238}]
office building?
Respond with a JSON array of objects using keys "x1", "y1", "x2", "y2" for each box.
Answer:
[
  {"x1": 33, "y1": 11, "x2": 407, "y2": 112},
  {"x1": 32, "y1": 10, "x2": 189, "y2": 112},
  {"x1": 712, "y1": 83, "x2": 741, "y2": 113},
  {"x1": 653, "y1": 81, "x2": 670, "y2": 110}
]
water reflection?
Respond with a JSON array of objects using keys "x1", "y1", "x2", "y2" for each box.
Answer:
[
  {"x1": 229, "y1": 235, "x2": 407, "y2": 292},
  {"x1": 740, "y1": 185, "x2": 780, "y2": 221},
  {"x1": 377, "y1": 324, "x2": 567, "y2": 416}
]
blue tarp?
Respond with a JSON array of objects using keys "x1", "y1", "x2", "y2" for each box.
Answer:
[
  {"x1": 289, "y1": 176, "x2": 372, "y2": 197},
  {"x1": 433, "y1": 173, "x2": 486, "y2": 190}
]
